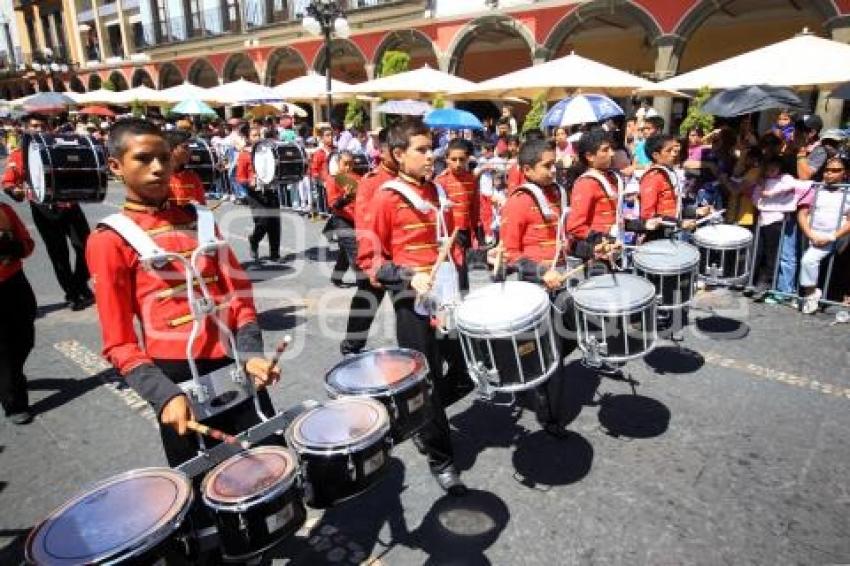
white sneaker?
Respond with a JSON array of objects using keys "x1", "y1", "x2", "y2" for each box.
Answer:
[{"x1": 802, "y1": 289, "x2": 822, "y2": 314}]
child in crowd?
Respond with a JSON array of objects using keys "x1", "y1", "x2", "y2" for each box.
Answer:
[
  {"x1": 772, "y1": 109, "x2": 795, "y2": 143},
  {"x1": 747, "y1": 157, "x2": 812, "y2": 301},
  {"x1": 797, "y1": 154, "x2": 850, "y2": 314}
]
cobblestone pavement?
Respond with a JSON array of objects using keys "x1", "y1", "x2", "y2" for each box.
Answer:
[{"x1": 1, "y1": 182, "x2": 849, "y2": 565}]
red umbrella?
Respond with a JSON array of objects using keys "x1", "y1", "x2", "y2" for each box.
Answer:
[{"x1": 77, "y1": 105, "x2": 116, "y2": 117}]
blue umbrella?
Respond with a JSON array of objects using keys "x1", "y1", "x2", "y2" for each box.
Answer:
[
  {"x1": 542, "y1": 94, "x2": 624, "y2": 127},
  {"x1": 424, "y1": 108, "x2": 483, "y2": 130},
  {"x1": 376, "y1": 99, "x2": 432, "y2": 116},
  {"x1": 171, "y1": 97, "x2": 218, "y2": 116},
  {"x1": 701, "y1": 85, "x2": 803, "y2": 117}
]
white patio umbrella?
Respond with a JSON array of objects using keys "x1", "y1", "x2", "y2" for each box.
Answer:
[
  {"x1": 111, "y1": 85, "x2": 166, "y2": 105},
  {"x1": 450, "y1": 52, "x2": 676, "y2": 100},
  {"x1": 648, "y1": 31, "x2": 850, "y2": 92},
  {"x1": 341, "y1": 65, "x2": 476, "y2": 99},
  {"x1": 207, "y1": 78, "x2": 283, "y2": 105},
  {"x1": 158, "y1": 82, "x2": 221, "y2": 105},
  {"x1": 72, "y1": 88, "x2": 125, "y2": 105},
  {"x1": 273, "y1": 72, "x2": 352, "y2": 103}
]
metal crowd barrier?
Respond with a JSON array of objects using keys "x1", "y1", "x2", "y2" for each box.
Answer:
[{"x1": 747, "y1": 182, "x2": 850, "y2": 311}]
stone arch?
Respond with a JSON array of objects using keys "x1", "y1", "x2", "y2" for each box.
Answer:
[
  {"x1": 187, "y1": 58, "x2": 220, "y2": 87},
  {"x1": 446, "y1": 14, "x2": 536, "y2": 81},
  {"x1": 312, "y1": 38, "x2": 369, "y2": 83},
  {"x1": 158, "y1": 63, "x2": 183, "y2": 89},
  {"x1": 674, "y1": 0, "x2": 833, "y2": 72},
  {"x1": 108, "y1": 70, "x2": 129, "y2": 91},
  {"x1": 88, "y1": 74, "x2": 102, "y2": 91},
  {"x1": 222, "y1": 53, "x2": 259, "y2": 83},
  {"x1": 373, "y1": 29, "x2": 439, "y2": 74},
  {"x1": 266, "y1": 47, "x2": 308, "y2": 86},
  {"x1": 69, "y1": 76, "x2": 86, "y2": 93},
  {"x1": 131, "y1": 68, "x2": 155, "y2": 88},
  {"x1": 542, "y1": 0, "x2": 661, "y2": 76}
]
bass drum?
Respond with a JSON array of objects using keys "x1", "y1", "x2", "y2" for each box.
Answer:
[
  {"x1": 328, "y1": 151, "x2": 370, "y2": 177},
  {"x1": 252, "y1": 140, "x2": 307, "y2": 185},
  {"x1": 23, "y1": 132, "x2": 108, "y2": 203},
  {"x1": 185, "y1": 137, "x2": 221, "y2": 195},
  {"x1": 26, "y1": 468, "x2": 193, "y2": 565}
]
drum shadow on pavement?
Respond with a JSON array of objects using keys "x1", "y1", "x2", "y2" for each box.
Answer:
[
  {"x1": 643, "y1": 345, "x2": 705, "y2": 375},
  {"x1": 693, "y1": 314, "x2": 750, "y2": 340},
  {"x1": 511, "y1": 430, "x2": 594, "y2": 490},
  {"x1": 450, "y1": 401, "x2": 530, "y2": 473},
  {"x1": 550, "y1": 360, "x2": 603, "y2": 428},
  {"x1": 596, "y1": 393, "x2": 671, "y2": 439},
  {"x1": 27, "y1": 371, "x2": 110, "y2": 416},
  {"x1": 0, "y1": 528, "x2": 31, "y2": 566}
]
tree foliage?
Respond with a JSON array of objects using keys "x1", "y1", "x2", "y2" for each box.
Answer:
[
  {"x1": 522, "y1": 93, "x2": 547, "y2": 134},
  {"x1": 101, "y1": 79, "x2": 116, "y2": 91},
  {"x1": 344, "y1": 97, "x2": 365, "y2": 129},
  {"x1": 378, "y1": 50, "x2": 410, "y2": 78},
  {"x1": 679, "y1": 86, "x2": 715, "y2": 136},
  {"x1": 432, "y1": 93, "x2": 445, "y2": 109}
]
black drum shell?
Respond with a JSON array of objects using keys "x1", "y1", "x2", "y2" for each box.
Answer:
[
  {"x1": 208, "y1": 487, "x2": 306, "y2": 562},
  {"x1": 634, "y1": 268, "x2": 696, "y2": 309},
  {"x1": 299, "y1": 440, "x2": 391, "y2": 509},
  {"x1": 575, "y1": 307, "x2": 657, "y2": 361},
  {"x1": 22, "y1": 133, "x2": 108, "y2": 203},
  {"x1": 185, "y1": 139, "x2": 220, "y2": 194},
  {"x1": 328, "y1": 379, "x2": 433, "y2": 445},
  {"x1": 252, "y1": 141, "x2": 306, "y2": 184},
  {"x1": 697, "y1": 246, "x2": 750, "y2": 283},
  {"x1": 464, "y1": 326, "x2": 557, "y2": 389}
]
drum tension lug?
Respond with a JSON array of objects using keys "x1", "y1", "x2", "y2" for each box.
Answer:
[{"x1": 347, "y1": 453, "x2": 356, "y2": 481}]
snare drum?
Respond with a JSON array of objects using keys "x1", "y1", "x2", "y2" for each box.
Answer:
[
  {"x1": 455, "y1": 281, "x2": 559, "y2": 397},
  {"x1": 253, "y1": 140, "x2": 307, "y2": 185},
  {"x1": 692, "y1": 224, "x2": 753, "y2": 285},
  {"x1": 185, "y1": 137, "x2": 221, "y2": 194},
  {"x1": 26, "y1": 468, "x2": 193, "y2": 565},
  {"x1": 202, "y1": 446, "x2": 306, "y2": 562},
  {"x1": 572, "y1": 274, "x2": 658, "y2": 363},
  {"x1": 632, "y1": 240, "x2": 700, "y2": 310},
  {"x1": 286, "y1": 398, "x2": 392, "y2": 508},
  {"x1": 325, "y1": 348, "x2": 432, "y2": 443},
  {"x1": 23, "y1": 132, "x2": 108, "y2": 204}
]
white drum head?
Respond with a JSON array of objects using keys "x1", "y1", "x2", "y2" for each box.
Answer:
[
  {"x1": 633, "y1": 240, "x2": 700, "y2": 274},
  {"x1": 26, "y1": 468, "x2": 192, "y2": 565},
  {"x1": 572, "y1": 274, "x2": 657, "y2": 314},
  {"x1": 693, "y1": 224, "x2": 753, "y2": 249},
  {"x1": 325, "y1": 348, "x2": 427, "y2": 396},
  {"x1": 253, "y1": 144, "x2": 277, "y2": 185},
  {"x1": 288, "y1": 398, "x2": 389, "y2": 453},
  {"x1": 456, "y1": 281, "x2": 550, "y2": 335},
  {"x1": 27, "y1": 141, "x2": 46, "y2": 202}
]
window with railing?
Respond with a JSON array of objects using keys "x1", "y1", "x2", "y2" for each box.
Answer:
[{"x1": 140, "y1": 5, "x2": 241, "y2": 47}]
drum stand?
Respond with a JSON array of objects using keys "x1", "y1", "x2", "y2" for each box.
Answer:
[{"x1": 580, "y1": 342, "x2": 640, "y2": 391}]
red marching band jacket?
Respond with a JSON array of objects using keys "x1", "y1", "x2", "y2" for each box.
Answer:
[
  {"x1": 436, "y1": 168, "x2": 479, "y2": 234},
  {"x1": 1, "y1": 148, "x2": 24, "y2": 189},
  {"x1": 366, "y1": 175, "x2": 463, "y2": 278},
  {"x1": 325, "y1": 171, "x2": 362, "y2": 224},
  {"x1": 0, "y1": 202, "x2": 35, "y2": 282},
  {"x1": 86, "y1": 202, "x2": 258, "y2": 377},
  {"x1": 501, "y1": 182, "x2": 568, "y2": 267},
  {"x1": 354, "y1": 164, "x2": 396, "y2": 272},
  {"x1": 169, "y1": 169, "x2": 207, "y2": 207},
  {"x1": 566, "y1": 170, "x2": 621, "y2": 241},
  {"x1": 639, "y1": 166, "x2": 678, "y2": 220}
]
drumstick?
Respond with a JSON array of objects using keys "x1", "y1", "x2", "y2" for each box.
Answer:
[
  {"x1": 492, "y1": 241, "x2": 505, "y2": 278},
  {"x1": 428, "y1": 228, "x2": 460, "y2": 284},
  {"x1": 187, "y1": 421, "x2": 251, "y2": 450},
  {"x1": 268, "y1": 335, "x2": 292, "y2": 372},
  {"x1": 696, "y1": 209, "x2": 726, "y2": 226},
  {"x1": 556, "y1": 260, "x2": 590, "y2": 284}
]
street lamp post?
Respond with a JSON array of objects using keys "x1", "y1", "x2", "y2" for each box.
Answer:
[{"x1": 302, "y1": 1, "x2": 350, "y2": 123}]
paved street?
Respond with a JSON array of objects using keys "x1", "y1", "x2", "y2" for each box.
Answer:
[{"x1": 1, "y1": 181, "x2": 849, "y2": 565}]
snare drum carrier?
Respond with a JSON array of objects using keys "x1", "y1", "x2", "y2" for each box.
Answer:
[
  {"x1": 253, "y1": 140, "x2": 307, "y2": 187},
  {"x1": 98, "y1": 205, "x2": 267, "y2": 424},
  {"x1": 185, "y1": 137, "x2": 221, "y2": 195},
  {"x1": 576, "y1": 170, "x2": 627, "y2": 267},
  {"x1": 23, "y1": 132, "x2": 108, "y2": 204},
  {"x1": 511, "y1": 181, "x2": 571, "y2": 273},
  {"x1": 381, "y1": 179, "x2": 461, "y2": 332}
]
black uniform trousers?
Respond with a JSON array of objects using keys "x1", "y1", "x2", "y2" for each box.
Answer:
[
  {"x1": 247, "y1": 190, "x2": 281, "y2": 257},
  {"x1": 29, "y1": 202, "x2": 91, "y2": 302},
  {"x1": 0, "y1": 271, "x2": 36, "y2": 416},
  {"x1": 330, "y1": 217, "x2": 357, "y2": 281},
  {"x1": 341, "y1": 276, "x2": 387, "y2": 355},
  {"x1": 391, "y1": 292, "x2": 455, "y2": 473}
]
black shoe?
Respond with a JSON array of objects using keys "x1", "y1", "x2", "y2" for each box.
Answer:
[
  {"x1": 433, "y1": 467, "x2": 467, "y2": 496},
  {"x1": 8, "y1": 411, "x2": 33, "y2": 425},
  {"x1": 742, "y1": 286, "x2": 755, "y2": 297},
  {"x1": 268, "y1": 254, "x2": 283, "y2": 263},
  {"x1": 70, "y1": 295, "x2": 95, "y2": 311},
  {"x1": 331, "y1": 276, "x2": 346, "y2": 288}
]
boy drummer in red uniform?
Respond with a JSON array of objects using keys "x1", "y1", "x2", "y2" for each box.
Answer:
[
  {"x1": 166, "y1": 130, "x2": 207, "y2": 206},
  {"x1": 365, "y1": 119, "x2": 467, "y2": 496},
  {"x1": 86, "y1": 119, "x2": 279, "y2": 467}
]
